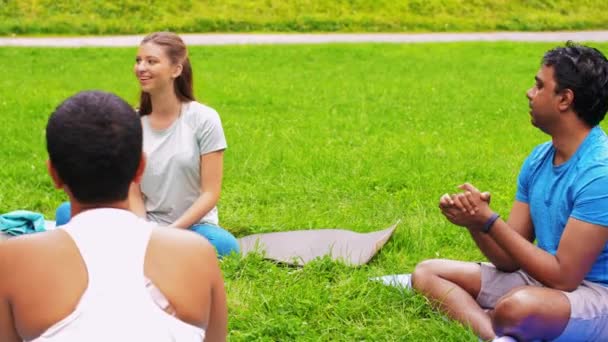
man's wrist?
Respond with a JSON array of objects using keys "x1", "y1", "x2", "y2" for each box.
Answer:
[{"x1": 481, "y1": 213, "x2": 500, "y2": 233}]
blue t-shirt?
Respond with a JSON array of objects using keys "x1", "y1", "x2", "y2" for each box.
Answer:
[{"x1": 516, "y1": 126, "x2": 608, "y2": 286}]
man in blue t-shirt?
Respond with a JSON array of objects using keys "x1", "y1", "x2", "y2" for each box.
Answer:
[{"x1": 412, "y1": 43, "x2": 608, "y2": 341}]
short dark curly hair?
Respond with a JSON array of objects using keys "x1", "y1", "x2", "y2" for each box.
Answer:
[
  {"x1": 542, "y1": 42, "x2": 608, "y2": 127},
  {"x1": 46, "y1": 91, "x2": 142, "y2": 204}
]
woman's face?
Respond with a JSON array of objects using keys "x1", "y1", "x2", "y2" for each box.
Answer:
[{"x1": 134, "y1": 42, "x2": 181, "y2": 94}]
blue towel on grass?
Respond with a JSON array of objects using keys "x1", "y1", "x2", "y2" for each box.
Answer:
[{"x1": 0, "y1": 210, "x2": 46, "y2": 236}]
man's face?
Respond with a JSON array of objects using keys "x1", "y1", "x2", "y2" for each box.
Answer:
[{"x1": 526, "y1": 65, "x2": 561, "y2": 133}]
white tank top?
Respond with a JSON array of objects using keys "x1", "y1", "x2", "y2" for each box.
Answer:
[{"x1": 28, "y1": 208, "x2": 205, "y2": 342}]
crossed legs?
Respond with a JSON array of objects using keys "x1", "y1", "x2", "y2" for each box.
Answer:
[{"x1": 412, "y1": 259, "x2": 570, "y2": 341}]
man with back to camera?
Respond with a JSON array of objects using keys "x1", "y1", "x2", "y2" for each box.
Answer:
[
  {"x1": 412, "y1": 42, "x2": 608, "y2": 341},
  {"x1": 0, "y1": 91, "x2": 227, "y2": 341}
]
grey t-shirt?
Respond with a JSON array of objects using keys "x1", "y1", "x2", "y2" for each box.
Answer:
[{"x1": 141, "y1": 101, "x2": 227, "y2": 226}]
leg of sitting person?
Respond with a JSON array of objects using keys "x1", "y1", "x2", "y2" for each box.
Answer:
[
  {"x1": 412, "y1": 259, "x2": 495, "y2": 340},
  {"x1": 492, "y1": 286, "x2": 570, "y2": 341},
  {"x1": 55, "y1": 201, "x2": 72, "y2": 226},
  {"x1": 493, "y1": 280, "x2": 608, "y2": 341},
  {"x1": 191, "y1": 223, "x2": 240, "y2": 258}
]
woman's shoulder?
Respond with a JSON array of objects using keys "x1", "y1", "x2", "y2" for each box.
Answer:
[
  {"x1": 182, "y1": 101, "x2": 223, "y2": 132},
  {"x1": 183, "y1": 101, "x2": 220, "y2": 120}
]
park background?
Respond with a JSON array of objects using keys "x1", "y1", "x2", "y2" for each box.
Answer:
[{"x1": 1, "y1": 1, "x2": 608, "y2": 340}]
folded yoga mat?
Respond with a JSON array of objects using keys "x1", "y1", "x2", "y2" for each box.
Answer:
[
  {"x1": 238, "y1": 221, "x2": 399, "y2": 266},
  {"x1": 25, "y1": 220, "x2": 396, "y2": 268}
]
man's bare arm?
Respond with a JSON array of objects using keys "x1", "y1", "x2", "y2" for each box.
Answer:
[
  {"x1": 490, "y1": 217, "x2": 608, "y2": 290},
  {"x1": 0, "y1": 248, "x2": 21, "y2": 342},
  {"x1": 452, "y1": 183, "x2": 608, "y2": 290},
  {"x1": 204, "y1": 253, "x2": 228, "y2": 342},
  {"x1": 468, "y1": 201, "x2": 534, "y2": 271}
]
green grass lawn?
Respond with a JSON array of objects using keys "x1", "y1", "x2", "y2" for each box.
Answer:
[
  {"x1": 2, "y1": 42, "x2": 607, "y2": 340},
  {"x1": 2, "y1": 0, "x2": 608, "y2": 35}
]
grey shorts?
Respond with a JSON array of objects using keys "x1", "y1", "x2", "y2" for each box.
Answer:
[{"x1": 477, "y1": 263, "x2": 608, "y2": 341}]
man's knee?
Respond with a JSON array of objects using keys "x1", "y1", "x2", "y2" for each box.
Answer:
[
  {"x1": 412, "y1": 259, "x2": 482, "y2": 298},
  {"x1": 492, "y1": 287, "x2": 571, "y2": 340},
  {"x1": 492, "y1": 287, "x2": 537, "y2": 335},
  {"x1": 412, "y1": 259, "x2": 445, "y2": 291}
]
